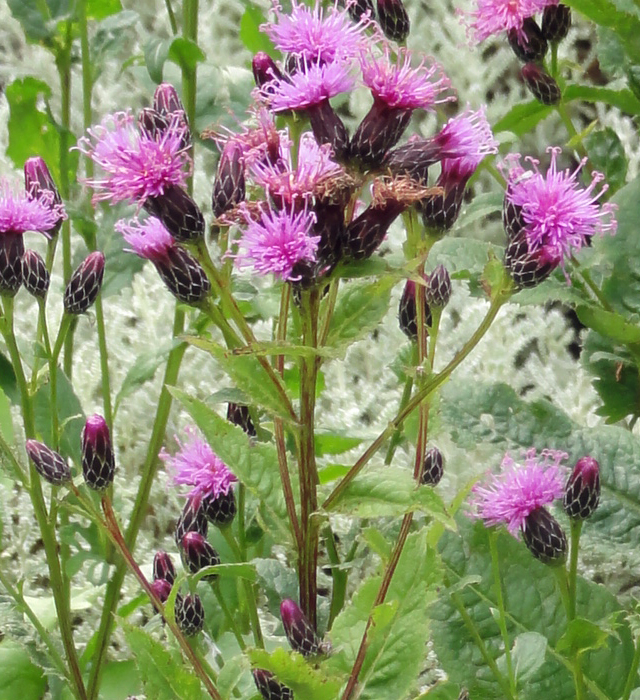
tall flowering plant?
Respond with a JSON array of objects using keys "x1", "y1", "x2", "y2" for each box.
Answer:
[{"x1": 0, "y1": 0, "x2": 639, "y2": 699}]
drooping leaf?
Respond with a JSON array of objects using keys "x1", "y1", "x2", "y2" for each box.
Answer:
[
  {"x1": 563, "y1": 83, "x2": 640, "y2": 114},
  {"x1": 494, "y1": 100, "x2": 552, "y2": 136},
  {"x1": 576, "y1": 305, "x2": 640, "y2": 344}
]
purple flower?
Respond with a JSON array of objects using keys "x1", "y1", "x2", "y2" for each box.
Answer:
[
  {"x1": 262, "y1": 0, "x2": 369, "y2": 65},
  {"x1": 233, "y1": 203, "x2": 319, "y2": 281},
  {"x1": 435, "y1": 106, "x2": 499, "y2": 174},
  {"x1": 262, "y1": 60, "x2": 355, "y2": 112},
  {"x1": 77, "y1": 111, "x2": 191, "y2": 206},
  {"x1": 360, "y1": 48, "x2": 454, "y2": 110},
  {"x1": 502, "y1": 147, "x2": 617, "y2": 268},
  {"x1": 160, "y1": 427, "x2": 237, "y2": 501},
  {"x1": 469, "y1": 448, "x2": 567, "y2": 536},
  {"x1": 462, "y1": 0, "x2": 557, "y2": 44},
  {"x1": 0, "y1": 179, "x2": 66, "y2": 235},
  {"x1": 116, "y1": 216, "x2": 174, "y2": 262}
]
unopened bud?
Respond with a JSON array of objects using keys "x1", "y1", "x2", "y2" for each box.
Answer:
[
  {"x1": 398, "y1": 278, "x2": 432, "y2": 340},
  {"x1": 252, "y1": 669, "x2": 294, "y2": 700},
  {"x1": 154, "y1": 245, "x2": 211, "y2": 304},
  {"x1": 144, "y1": 185, "x2": 205, "y2": 243},
  {"x1": 227, "y1": 403, "x2": 257, "y2": 437},
  {"x1": 351, "y1": 103, "x2": 413, "y2": 167},
  {"x1": 521, "y1": 63, "x2": 561, "y2": 105},
  {"x1": 175, "y1": 493, "x2": 209, "y2": 546},
  {"x1": 0, "y1": 234, "x2": 25, "y2": 297},
  {"x1": 563, "y1": 456, "x2": 600, "y2": 520},
  {"x1": 138, "y1": 108, "x2": 169, "y2": 139},
  {"x1": 522, "y1": 507, "x2": 567, "y2": 565},
  {"x1": 22, "y1": 249, "x2": 50, "y2": 298},
  {"x1": 150, "y1": 578, "x2": 172, "y2": 606},
  {"x1": 64, "y1": 252, "x2": 105, "y2": 314},
  {"x1": 153, "y1": 551, "x2": 176, "y2": 584},
  {"x1": 154, "y1": 83, "x2": 186, "y2": 117},
  {"x1": 425, "y1": 265, "x2": 451, "y2": 308},
  {"x1": 26, "y1": 439, "x2": 71, "y2": 485},
  {"x1": 421, "y1": 446, "x2": 444, "y2": 486},
  {"x1": 504, "y1": 230, "x2": 557, "y2": 288},
  {"x1": 212, "y1": 140, "x2": 246, "y2": 219},
  {"x1": 385, "y1": 138, "x2": 441, "y2": 183},
  {"x1": 280, "y1": 599, "x2": 325, "y2": 657},
  {"x1": 503, "y1": 195, "x2": 526, "y2": 240},
  {"x1": 307, "y1": 100, "x2": 350, "y2": 161},
  {"x1": 252, "y1": 52, "x2": 284, "y2": 89},
  {"x1": 81, "y1": 414, "x2": 115, "y2": 491},
  {"x1": 541, "y1": 4, "x2": 571, "y2": 42},
  {"x1": 507, "y1": 18, "x2": 548, "y2": 62},
  {"x1": 376, "y1": 0, "x2": 410, "y2": 42},
  {"x1": 175, "y1": 593, "x2": 205, "y2": 636},
  {"x1": 202, "y1": 490, "x2": 237, "y2": 527},
  {"x1": 24, "y1": 157, "x2": 64, "y2": 236},
  {"x1": 180, "y1": 531, "x2": 221, "y2": 579}
]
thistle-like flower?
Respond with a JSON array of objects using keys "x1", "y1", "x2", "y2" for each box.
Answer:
[
  {"x1": 174, "y1": 492, "x2": 209, "y2": 546},
  {"x1": 252, "y1": 52, "x2": 284, "y2": 89},
  {"x1": 233, "y1": 202, "x2": 319, "y2": 281},
  {"x1": 22, "y1": 249, "x2": 50, "y2": 299},
  {"x1": 212, "y1": 139, "x2": 246, "y2": 219},
  {"x1": 521, "y1": 507, "x2": 567, "y2": 564},
  {"x1": 462, "y1": 0, "x2": 558, "y2": 45},
  {"x1": 24, "y1": 157, "x2": 65, "y2": 236},
  {"x1": 541, "y1": 4, "x2": 571, "y2": 42},
  {"x1": 63, "y1": 252, "x2": 105, "y2": 314},
  {"x1": 175, "y1": 593, "x2": 205, "y2": 636},
  {"x1": 507, "y1": 18, "x2": 548, "y2": 62},
  {"x1": 117, "y1": 217, "x2": 211, "y2": 304},
  {"x1": 25, "y1": 440, "x2": 71, "y2": 485},
  {"x1": 81, "y1": 414, "x2": 116, "y2": 491},
  {"x1": 280, "y1": 598, "x2": 325, "y2": 657},
  {"x1": 563, "y1": 456, "x2": 600, "y2": 520}
]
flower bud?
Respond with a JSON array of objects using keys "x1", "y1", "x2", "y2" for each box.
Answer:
[
  {"x1": 507, "y1": 18, "x2": 548, "y2": 63},
  {"x1": 227, "y1": 403, "x2": 257, "y2": 437},
  {"x1": 63, "y1": 252, "x2": 105, "y2": 314},
  {"x1": 22, "y1": 249, "x2": 50, "y2": 298},
  {"x1": 252, "y1": 52, "x2": 284, "y2": 89},
  {"x1": 153, "y1": 551, "x2": 177, "y2": 585},
  {"x1": 398, "y1": 278, "x2": 432, "y2": 340},
  {"x1": 252, "y1": 669, "x2": 294, "y2": 700},
  {"x1": 144, "y1": 185, "x2": 205, "y2": 243},
  {"x1": 418, "y1": 183, "x2": 465, "y2": 232},
  {"x1": 307, "y1": 100, "x2": 350, "y2": 162},
  {"x1": 385, "y1": 138, "x2": 441, "y2": 183},
  {"x1": 175, "y1": 493, "x2": 208, "y2": 547},
  {"x1": 175, "y1": 593, "x2": 205, "y2": 636},
  {"x1": 425, "y1": 265, "x2": 451, "y2": 308},
  {"x1": 25, "y1": 439, "x2": 71, "y2": 485},
  {"x1": 180, "y1": 531, "x2": 221, "y2": 579},
  {"x1": 24, "y1": 157, "x2": 64, "y2": 236},
  {"x1": 504, "y1": 229, "x2": 557, "y2": 288},
  {"x1": 563, "y1": 456, "x2": 600, "y2": 520},
  {"x1": 521, "y1": 63, "x2": 561, "y2": 105},
  {"x1": 138, "y1": 108, "x2": 169, "y2": 139},
  {"x1": 503, "y1": 195, "x2": 526, "y2": 240},
  {"x1": 541, "y1": 4, "x2": 571, "y2": 42},
  {"x1": 421, "y1": 446, "x2": 444, "y2": 486},
  {"x1": 212, "y1": 140, "x2": 246, "y2": 219},
  {"x1": 522, "y1": 507, "x2": 567, "y2": 565},
  {"x1": 81, "y1": 414, "x2": 115, "y2": 491},
  {"x1": 0, "y1": 234, "x2": 25, "y2": 297},
  {"x1": 349, "y1": 0, "x2": 374, "y2": 21},
  {"x1": 376, "y1": 0, "x2": 410, "y2": 42},
  {"x1": 350, "y1": 102, "x2": 413, "y2": 167},
  {"x1": 150, "y1": 578, "x2": 172, "y2": 606},
  {"x1": 280, "y1": 599, "x2": 325, "y2": 657},
  {"x1": 202, "y1": 490, "x2": 237, "y2": 527},
  {"x1": 154, "y1": 245, "x2": 211, "y2": 304},
  {"x1": 154, "y1": 83, "x2": 186, "y2": 117}
]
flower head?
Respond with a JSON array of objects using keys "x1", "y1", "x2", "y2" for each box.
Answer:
[
  {"x1": 262, "y1": 0, "x2": 369, "y2": 64},
  {"x1": 360, "y1": 48, "x2": 454, "y2": 110},
  {"x1": 0, "y1": 179, "x2": 66, "y2": 235},
  {"x1": 469, "y1": 448, "x2": 567, "y2": 536},
  {"x1": 436, "y1": 106, "x2": 499, "y2": 174},
  {"x1": 116, "y1": 216, "x2": 174, "y2": 262},
  {"x1": 462, "y1": 0, "x2": 557, "y2": 44},
  {"x1": 233, "y1": 203, "x2": 319, "y2": 281},
  {"x1": 77, "y1": 111, "x2": 191, "y2": 205},
  {"x1": 262, "y1": 60, "x2": 355, "y2": 112},
  {"x1": 502, "y1": 147, "x2": 617, "y2": 267},
  {"x1": 160, "y1": 427, "x2": 237, "y2": 500}
]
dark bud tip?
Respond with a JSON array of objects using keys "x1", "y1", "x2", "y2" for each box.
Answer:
[
  {"x1": 252, "y1": 52, "x2": 284, "y2": 88},
  {"x1": 180, "y1": 531, "x2": 221, "y2": 579},
  {"x1": 0, "y1": 233, "x2": 25, "y2": 297},
  {"x1": 144, "y1": 185, "x2": 205, "y2": 243},
  {"x1": 22, "y1": 249, "x2": 50, "y2": 298},
  {"x1": 227, "y1": 403, "x2": 257, "y2": 437},
  {"x1": 507, "y1": 18, "x2": 548, "y2": 62},
  {"x1": 521, "y1": 63, "x2": 561, "y2": 105},
  {"x1": 64, "y1": 251, "x2": 105, "y2": 314},
  {"x1": 153, "y1": 550, "x2": 177, "y2": 585},
  {"x1": 175, "y1": 493, "x2": 208, "y2": 547},
  {"x1": 280, "y1": 598, "x2": 324, "y2": 657},
  {"x1": 376, "y1": 0, "x2": 410, "y2": 42},
  {"x1": 522, "y1": 507, "x2": 567, "y2": 565},
  {"x1": 541, "y1": 4, "x2": 571, "y2": 42},
  {"x1": 154, "y1": 245, "x2": 211, "y2": 304},
  {"x1": 398, "y1": 278, "x2": 432, "y2": 340},
  {"x1": 26, "y1": 439, "x2": 71, "y2": 485},
  {"x1": 81, "y1": 414, "x2": 115, "y2": 491},
  {"x1": 212, "y1": 140, "x2": 246, "y2": 218},
  {"x1": 425, "y1": 264, "x2": 452, "y2": 308},
  {"x1": 252, "y1": 669, "x2": 294, "y2": 700},
  {"x1": 421, "y1": 446, "x2": 444, "y2": 486},
  {"x1": 175, "y1": 593, "x2": 205, "y2": 636},
  {"x1": 563, "y1": 456, "x2": 600, "y2": 520},
  {"x1": 150, "y1": 578, "x2": 172, "y2": 607},
  {"x1": 202, "y1": 490, "x2": 237, "y2": 527},
  {"x1": 154, "y1": 83, "x2": 185, "y2": 116}
]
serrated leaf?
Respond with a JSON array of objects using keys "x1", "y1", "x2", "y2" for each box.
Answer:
[
  {"x1": 169, "y1": 389, "x2": 293, "y2": 544},
  {"x1": 248, "y1": 648, "x2": 342, "y2": 700},
  {"x1": 511, "y1": 632, "x2": 547, "y2": 684},
  {"x1": 556, "y1": 618, "x2": 609, "y2": 656},
  {"x1": 325, "y1": 278, "x2": 394, "y2": 353},
  {"x1": 576, "y1": 305, "x2": 640, "y2": 343},
  {"x1": 494, "y1": 100, "x2": 552, "y2": 135},
  {"x1": 453, "y1": 192, "x2": 503, "y2": 230},
  {"x1": 0, "y1": 640, "x2": 47, "y2": 696},
  {"x1": 564, "y1": 83, "x2": 640, "y2": 114},
  {"x1": 121, "y1": 623, "x2": 204, "y2": 700}
]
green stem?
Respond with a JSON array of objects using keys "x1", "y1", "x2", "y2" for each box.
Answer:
[
  {"x1": 553, "y1": 566, "x2": 571, "y2": 619},
  {"x1": 568, "y1": 519, "x2": 583, "y2": 621},
  {"x1": 212, "y1": 585, "x2": 246, "y2": 650},
  {"x1": 324, "y1": 292, "x2": 509, "y2": 510},
  {"x1": 182, "y1": 0, "x2": 199, "y2": 195},
  {"x1": 324, "y1": 525, "x2": 347, "y2": 630},
  {"x1": 489, "y1": 532, "x2": 517, "y2": 698},
  {"x1": 621, "y1": 636, "x2": 640, "y2": 700},
  {"x1": 550, "y1": 41, "x2": 559, "y2": 81},
  {"x1": 86, "y1": 310, "x2": 187, "y2": 700},
  {"x1": 164, "y1": 0, "x2": 179, "y2": 34},
  {"x1": 383, "y1": 374, "x2": 414, "y2": 465}
]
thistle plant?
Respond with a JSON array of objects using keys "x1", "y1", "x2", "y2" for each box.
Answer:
[{"x1": 1, "y1": 1, "x2": 640, "y2": 699}]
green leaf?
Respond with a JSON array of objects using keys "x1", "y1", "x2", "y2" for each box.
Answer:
[
  {"x1": 184, "y1": 337, "x2": 294, "y2": 422},
  {"x1": 170, "y1": 389, "x2": 293, "y2": 543},
  {"x1": 564, "y1": 83, "x2": 640, "y2": 114},
  {"x1": 0, "y1": 386, "x2": 15, "y2": 445},
  {"x1": 429, "y1": 238, "x2": 503, "y2": 282},
  {"x1": 432, "y1": 519, "x2": 634, "y2": 700},
  {"x1": 556, "y1": 618, "x2": 609, "y2": 656},
  {"x1": 167, "y1": 37, "x2": 206, "y2": 72},
  {"x1": 6, "y1": 77, "x2": 78, "y2": 186},
  {"x1": 144, "y1": 37, "x2": 172, "y2": 83},
  {"x1": 325, "y1": 278, "x2": 394, "y2": 354},
  {"x1": 453, "y1": 192, "x2": 503, "y2": 231},
  {"x1": 86, "y1": 0, "x2": 122, "y2": 19},
  {"x1": 0, "y1": 640, "x2": 47, "y2": 696},
  {"x1": 239, "y1": 4, "x2": 277, "y2": 56},
  {"x1": 576, "y1": 305, "x2": 640, "y2": 343},
  {"x1": 415, "y1": 681, "x2": 462, "y2": 699},
  {"x1": 248, "y1": 648, "x2": 342, "y2": 700},
  {"x1": 597, "y1": 27, "x2": 627, "y2": 77},
  {"x1": 7, "y1": 0, "x2": 52, "y2": 42},
  {"x1": 121, "y1": 623, "x2": 203, "y2": 700},
  {"x1": 98, "y1": 660, "x2": 143, "y2": 700},
  {"x1": 328, "y1": 531, "x2": 441, "y2": 700},
  {"x1": 315, "y1": 433, "x2": 363, "y2": 456},
  {"x1": 511, "y1": 632, "x2": 547, "y2": 685},
  {"x1": 584, "y1": 127, "x2": 628, "y2": 192},
  {"x1": 192, "y1": 562, "x2": 257, "y2": 584},
  {"x1": 494, "y1": 100, "x2": 552, "y2": 135}
]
